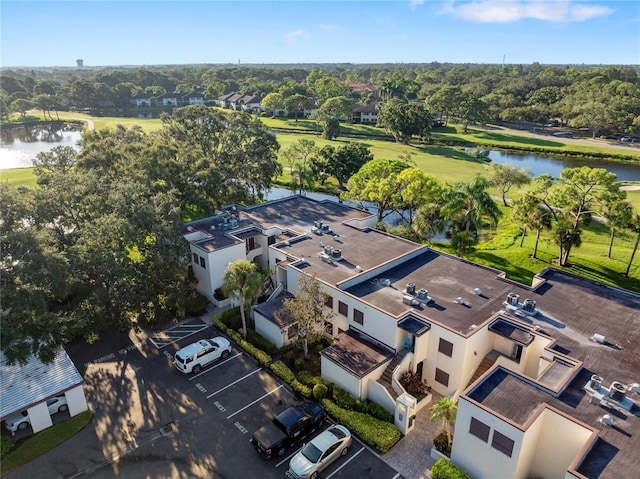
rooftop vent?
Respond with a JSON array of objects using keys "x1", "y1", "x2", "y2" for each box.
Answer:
[
  {"x1": 355, "y1": 265, "x2": 362, "y2": 272},
  {"x1": 600, "y1": 414, "x2": 615, "y2": 427},
  {"x1": 523, "y1": 299, "x2": 536, "y2": 314},
  {"x1": 331, "y1": 248, "x2": 342, "y2": 261},
  {"x1": 456, "y1": 297, "x2": 464, "y2": 305},
  {"x1": 380, "y1": 278, "x2": 391, "y2": 287},
  {"x1": 473, "y1": 288, "x2": 482, "y2": 296},
  {"x1": 610, "y1": 382, "x2": 627, "y2": 402},
  {"x1": 506, "y1": 293, "x2": 519, "y2": 306},
  {"x1": 592, "y1": 333, "x2": 606, "y2": 344}
]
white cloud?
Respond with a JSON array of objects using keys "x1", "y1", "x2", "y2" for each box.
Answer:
[
  {"x1": 440, "y1": 0, "x2": 614, "y2": 23},
  {"x1": 318, "y1": 24, "x2": 343, "y2": 33},
  {"x1": 410, "y1": 0, "x2": 426, "y2": 9},
  {"x1": 283, "y1": 29, "x2": 309, "y2": 44}
]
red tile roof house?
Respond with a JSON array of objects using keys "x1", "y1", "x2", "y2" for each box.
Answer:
[{"x1": 183, "y1": 195, "x2": 639, "y2": 477}]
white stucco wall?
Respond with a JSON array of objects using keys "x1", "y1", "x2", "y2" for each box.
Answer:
[
  {"x1": 26, "y1": 402, "x2": 53, "y2": 434},
  {"x1": 423, "y1": 325, "x2": 468, "y2": 396},
  {"x1": 255, "y1": 313, "x2": 285, "y2": 348},
  {"x1": 528, "y1": 409, "x2": 594, "y2": 479},
  {"x1": 66, "y1": 385, "x2": 88, "y2": 416},
  {"x1": 451, "y1": 397, "x2": 525, "y2": 479},
  {"x1": 321, "y1": 356, "x2": 361, "y2": 399}
]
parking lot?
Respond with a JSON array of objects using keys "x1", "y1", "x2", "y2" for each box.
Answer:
[{"x1": 7, "y1": 315, "x2": 405, "y2": 479}]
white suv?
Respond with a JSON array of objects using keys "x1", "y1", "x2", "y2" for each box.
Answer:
[
  {"x1": 173, "y1": 337, "x2": 232, "y2": 374},
  {"x1": 4, "y1": 395, "x2": 68, "y2": 434}
]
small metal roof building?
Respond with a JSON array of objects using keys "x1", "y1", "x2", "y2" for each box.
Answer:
[{"x1": 0, "y1": 348, "x2": 84, "y2": 420}]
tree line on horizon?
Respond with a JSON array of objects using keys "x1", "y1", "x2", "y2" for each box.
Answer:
[{"x1": 1, "y1": 63, "x2": 639, "y2": 137}]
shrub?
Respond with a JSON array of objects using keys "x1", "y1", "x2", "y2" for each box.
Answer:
[
  {"x1": 1, "y1": 436, "x2": 12, "y2": 457},
  {"x1": 270, "y1": 361, "x2": 296, "y2": 383},
  {"x1": 291, "y1": 379, "x2": 312, "y2": 398},
  {"x1": 313, "y1": 383, "x2": 328, "y2": 400},
  {"x1": 433, "y1": 431, "x2": 453, "y2": 457},
  {"x1": 332, "y1": 387, "x2": 357, "y2": 409},
  {"x1": 431, "y1": 458, "x2": 470, "y2": 479},
  {"x1": 358, "y1": 400, "x2": 394, "y2": 423},
  {"x1": 246, "y1": 329, "x2": 276, "y2": 354},
  {"x1": 321, "y1": 399, "x2": 401, "y2": 453},
  {"x1": 400, "y1": 371, "x2": 429, "y2": 396},
  {"x1": 294, "y1": 358, "x2": 306, "y2": 372},
  {"x1": 185, "y1": 293, "x2": 209, "y2": 316}
]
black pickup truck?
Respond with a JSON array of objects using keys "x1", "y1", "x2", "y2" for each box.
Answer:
[{"x1": 250, "y1": 400, "x2": 325, "y2": 459}]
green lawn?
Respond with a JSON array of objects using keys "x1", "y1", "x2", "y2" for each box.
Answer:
[{"x1": 0, "y1": 410, "x2": 93, "y2": 475}]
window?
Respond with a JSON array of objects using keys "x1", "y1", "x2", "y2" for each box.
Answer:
[
  {"x1": 338, "y1": 301, "x2": 348, "y2": 317},
  {"x1": 324, "y1": 321, "x2": 332, "y2": 335},
  {"x1": 353, "y1": 309, "x2": 364, "y2": 325},
  {"x1": 192, "y1": 253, "x2": 199, "y2": 264},
  {"x1": 268, "y1": 236, "x2": 276, "y2": 245},
  {"x1": 246, "y1": 237, "x2": 256, "y2": 252},
  {"x1": 491, "y1": 430, "x2": 515, "y2": 457},
  {"x1": 469, "y1": 417, "x2": 490, "y2": 443},
  {"x1": 325, "y1": 296, "x2": 334, "y2": 309},
  {"x1": 199, "y1": 257, "x2": 206, "y2": 269},
  {"x1": 438, "y1": 338, "x2": 454, "y2": 357},
  {"x1": 435, "y1": 368, "x2": 450, "y2": 387},
  {"x1": 288, "y1": 324, "x2": 299, "y2": 340}
]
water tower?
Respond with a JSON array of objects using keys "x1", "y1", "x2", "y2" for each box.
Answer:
[{"x1": 76, "y1": 59, "x2": 84, "y2": 70}]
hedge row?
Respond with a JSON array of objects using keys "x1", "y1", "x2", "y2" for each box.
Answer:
[
  {"x1": 213, "y1": 312, "x2": 402, "y2": 453},
  {"x1": 321, "y1": 399, "x2": 401, "y2": 453},
  {"x1": 431, "y1": 459, "x2": 470, "y2": 479}
]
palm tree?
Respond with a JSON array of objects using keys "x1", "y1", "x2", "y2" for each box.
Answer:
[
  {"x1": 222, "y1": 260, "x2": 264, "y2": 338},
  {"x1": 442, "y1": 175, "x2": 501, "y2": 236},
  {"x1": 413, "y1": 203, "x2": 446, "y2": 247},
  {"x1": 429, "y1": 397, "x2": 458, "y2": 451},
  {"x1": 624, "y1": 213, "x2": 640, "y2": 278},
  {"x1": 451, "y1": 230, "x2": 476, "y2": 258},
  {"x1": 512, "y1": 195, "x2": 552, "y2": 259}
]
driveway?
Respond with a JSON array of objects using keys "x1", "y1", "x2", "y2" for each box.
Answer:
[{"x1": 6, "y1": 307, "x2": 409, "y2": 479}]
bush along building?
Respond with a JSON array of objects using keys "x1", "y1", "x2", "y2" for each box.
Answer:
[{"x1": 183, "y1": 195, "x2": 639, "y2": 479}]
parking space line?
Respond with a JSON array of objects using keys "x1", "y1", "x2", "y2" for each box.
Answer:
[
  {"x1": 206, "y1": 368, "x2": 262, "y2": 398},
  {"x1": 149, "y1": 323, "x2": 210, "y2": 349},
  {"x1": 188, "y1": 352, "x2": 243, "y2": 381},
  {"x1": 325, "y1": 446, "x2": 364, "y2": 479},
  {"x1": 226, "y1": 384, "x2": 284, "y2": 419},
  {"x1": 391, "y1": 474, "x2": 402, "y2": 479}
]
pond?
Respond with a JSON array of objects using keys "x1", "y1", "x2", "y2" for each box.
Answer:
[
  {"x1": 0, "y1": 123, "x2": 83, "y2": 170},
  {"x1": 479, "y1": 149, "x2": 640, "y2": 182},
  {"x1": 1, "y1": 124, "x2": 639, "y2": 183}
]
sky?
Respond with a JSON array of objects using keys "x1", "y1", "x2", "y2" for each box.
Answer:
[{"x1": 1, "y1": 0, "x2": 638, "y2": 67}]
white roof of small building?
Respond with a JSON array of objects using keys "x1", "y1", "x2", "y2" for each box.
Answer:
[{"x1": 0, "y1": 348, "x2": 84, "y2": 419}]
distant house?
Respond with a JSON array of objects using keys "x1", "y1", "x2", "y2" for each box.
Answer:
[
  {"x1": 156, "y1": 92, "x2": 180, "y2": 106},
  {"x1": 182, "y1": 91, "x2": 205, "y2": 105},
  {"x1": 130, "y1": 93, "x2": 154, "y2": 107},
  {"x1": 217, "y1": 92, "x2": 264, "y2": 114},
  {"x1": 352, "y1": 103, "x2": 379, "y2": 124}
]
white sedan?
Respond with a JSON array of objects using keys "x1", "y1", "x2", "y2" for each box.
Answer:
[
  {"x1": 4, "y1": 395, "x2": 68, "y2": 434},
  {"x1": 287, "y1": 424, "x2": 352, "y2": 479}
]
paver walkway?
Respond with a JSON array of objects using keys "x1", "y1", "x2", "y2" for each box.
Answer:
[{"x1": 382, "y1": 392, "x2": 445, "y2": 479}]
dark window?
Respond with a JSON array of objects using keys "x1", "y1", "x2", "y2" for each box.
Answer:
[
  {"x1": 469, "y1": 417, "x2": 490, "y2": 443},
  {"x1": 338, "y1": 301, "x2": 348, "y2": 317},
  {"x1": 491, "y1": 430, "x2": 514, "y2": 457},
  {"x1": 353, "y1": 309, "x2": 364, "y2": 325},
  {"x1": 435, "y1": 368, "x2": 449, "y2": 387},
  {"x1": 287, "y1": 324, "x2": 298, "y2": 340},
  {"x1": 199, "y1": 257, "x2": 206, "y2": 269},
  {"x1": 267, "y1": 235, "x2": 276, "y2": 245},
  {"x1": 246, "y1": 237, "x2": 256, "y2": 252},
  {"x1": 325, "y1": 296, "x2": 334, "y2": 309},
  {"x1": 324, "y1": 321, "x2": 332, "y2": 335},
  {"x1": 192, "y1": 253, "x2": 199, "y2": 264},
  {"x1": 439, "y1": 338, "x2": 454, "y2": 357}
]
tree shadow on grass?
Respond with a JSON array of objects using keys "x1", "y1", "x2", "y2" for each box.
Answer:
[
  {"x1": 471, "y1": 251, "x2": 536, "y2": 286},
  {"x1": 471, "y1": 131, "x2": 564, "y2": 148}
]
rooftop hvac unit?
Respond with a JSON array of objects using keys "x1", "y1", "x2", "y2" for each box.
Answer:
[
  {"x1": 609, "y1": 382, "x2": 627, "y2": 402},
  {"x1": 331, "y1": 248, "x2": 342, "y2": 260},
  {"x1": 415, "y1": 289, "x2": 428, "y2": 301},
  {"x1": 322, "y1": 224, "x2": 330, "y2": 233},
  {"x1": 523, "y1": 299, "x2": 536, "y2": 313},
  {"x1": 507, "y1": 293, "x2": 520, "y2": 306},
  {"x1": 406, "y1": 283, "x2": 416, "y2": 295},
  {"x1": 590, "y1": 374, "x2": 603, "y2": 390},
  {"x1": 324, "y1": 246, "x2": 333, "y2": 256},
  {"x1": 229, "y1": 218, "x2": 238, "y2": 228}
]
